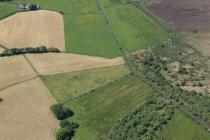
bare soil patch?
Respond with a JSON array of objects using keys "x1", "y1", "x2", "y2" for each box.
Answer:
[
  {"x1": 0, "y1": 78, "x2": 59, "y2": 140},
  {"x1": 141, "y1": 0, "x2": 210, "y2": 32},
  {"x1": 0, "y1": 10, "x2": 65, "y2": 51},
  {"x1": 0, "y1": 55, "x2": 37, "y2": 90},
  {"x1": 25, "y1": 53, "x2": 124, "y2": 75},
  {"x1": 0, "y1": 47, "x2": 4, "y2": 53}
]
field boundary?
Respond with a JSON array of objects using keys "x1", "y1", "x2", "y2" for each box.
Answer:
[
  {"x1": 0, "y1": 76, "x2": 38, "y2": 91},
  {"x1": 23, "y1": 55, "x2": 40, "y2": 76},
  {"x1": 61, "y1": 74, "x2": 130, "y2": 103}
]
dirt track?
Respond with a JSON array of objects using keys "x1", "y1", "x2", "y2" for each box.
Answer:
[
  {"x1": 0, "y1": 10, "x2": 65, "y2": 51},
  {"x1": 0, "y1": 55, "x2": 37, "y2": 90},
  {"x1": 142, "y1": 0, "x2": 210, "y2": 32},
  {"x1": 0, "y1": 78, "x2": 59, "y2": 140},
  {"x1": 25, "y1": 53, "x2": 124, "y2": 75}
]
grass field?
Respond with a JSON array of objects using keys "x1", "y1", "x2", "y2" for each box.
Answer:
[
  {"x1": 64, "y1": 75, "x2": 154, "y2": 140},
  {"x1": 103, "y1": 4, "x2": 169, "y2": 51},
  {"x1": 0, "y1": 2, "x2": 16, "y2": 19},
  {"x1": 41, "y1": 65, "x2": 128, "y2": 102},
  {"x1": 155, "y1": 109, "x2": 210, "y2": 140},
  {"x1": 65, "y1": 14, "x2": 121, "y2": 58}
]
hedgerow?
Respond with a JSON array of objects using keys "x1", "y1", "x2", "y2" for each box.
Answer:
[
  {"x1": 0, "y1": 46, "x2": 60, "y2": 57},
  {"x1": 51, "y1": 103, "x2": 79, "y2": 140},
  {"x1": 106, "y1": 95, "x2": 174, "y2": 140},
  {"x1": 132, "y1": 51, "x2": 210, "y2": 127}
]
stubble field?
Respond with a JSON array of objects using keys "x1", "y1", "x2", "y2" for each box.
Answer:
[
  {"x1": 0, "y1": 10, "x2": 65, "y2": 51},
  {"x1": 0, "y1": 78, "x2": 59, "y2": 140}
]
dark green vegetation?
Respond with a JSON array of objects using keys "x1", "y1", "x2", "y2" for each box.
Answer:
[
  {"x1": 41, "y1": 65, "x2": 129, "y2": 102},
  {"x1": 155, "y1": 109, "x2": 210, "y2": 140},
  {"x1": 0, "y1": 0, "x2": 169, "y2": 58},
  {"x1": 0, "y1": 46, "x2": 60, "y2": 57},
  {"x1": 51, "y1": 103, "x2": 74, "y2": 120},
  {"x1": 51, "y1": 103, "x2": 79, "y2": 140},
  {"x1": 64, "y1": 75, "x2": 154, "y2": 140},
  {"x1": 106, "y1": 95, "x2": 174, "y2": 140},
  {"x1": 132, "y1": 50, "x2": 210, "y2": 130}
]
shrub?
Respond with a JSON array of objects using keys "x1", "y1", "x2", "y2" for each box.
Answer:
[
  {"x1": 51, "y1": 104, "x2": 74, "y2": 120},
  {"x1": 0, "y1": 98, "x2": 3, "y2": 102}
]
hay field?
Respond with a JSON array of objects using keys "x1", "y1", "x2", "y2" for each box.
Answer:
[
  {"x1": 0, "y1": 55, "x2": 37, "y2": 90},
  {"x1": 25, "y1": 53, "x2": 124, "y2": 75},
  {"x1": 0, "y1": 10, "x2": 65, "y2": 51},
  {"x1": 0, "y1": 78, "x2": 59, "y2": 140}
]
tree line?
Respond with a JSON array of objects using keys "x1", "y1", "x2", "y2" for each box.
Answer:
[
  {"x1": 51, "y1": 103, "x2": 79, "y2": 140},
  {"x1": 106, "y1": 95, "x2": 174, "y2": 140},
  {"x1": 0, "y1": 46, "x2": 60, "y2": 57},
  {"x1": 132, "y1": 51, "x2": 210, "y2": 129}
]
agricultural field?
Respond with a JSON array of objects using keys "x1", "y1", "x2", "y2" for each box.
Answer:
[
  {"x1": 25, "y1": 53, "x2": 124, "y2": 75},
  {"x1": 1, "y1": 0, "x2": 210, "y2": 140},
  {"x1": 155, "y1": 109, "x2": 210, "y2": 140},
  {"x1": 0, "y1": 78, "x2": 59, "y2": 140},
  {"x1": 0, "y1": 2, "x2": 16, "y2": 19},
  {"x1": 41, "y1": 65, "x2": 129, "y2": 102},
  {"x1": 0, "y1": 55, "x2": 37, "y2": 90},
  {"x1": 103, "y1": 4, "x2": 169, "y2": 52},
  {"x1": 64, "y1": 75, "x2": 154, "y2": 140},
  {"x1": 0, "y1": 10, "x2": 65, "y2": 51},
  {"x1": 0, "y1": 0, "x2": 169, "y2": 57}
]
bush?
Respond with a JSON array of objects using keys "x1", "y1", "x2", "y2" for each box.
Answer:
[
  {"x1": 0, "y1": 98, "x2": 3, "y2": 102},
  {"x1": 56, "y1": 126, "x2": 74, "y2": 140},
  {"x1": 51, "y1": 104, "x2": 74, "y2": 120}
]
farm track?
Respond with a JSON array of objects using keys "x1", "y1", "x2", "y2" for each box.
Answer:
[{"x1": 0, "y1": 55, "x2": 37, "y2": 90}]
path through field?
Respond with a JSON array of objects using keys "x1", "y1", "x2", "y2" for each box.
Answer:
[{"x1": 0, "y1": 55, "x2": 37, "y2": 90}]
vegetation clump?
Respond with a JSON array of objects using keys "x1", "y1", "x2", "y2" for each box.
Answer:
[
  {"x1": 51, "y1": 103, "x2": 79, "y2": 140},
  {"x1": 106, "y1": 95, "x2": 174, "y2": 140},
  {"x1": 50, "y1": 103, "x2": 73, "y2": 120},
  {"x1": 132, "y1": 51, "x2": 210, "y2": 127},
  {"x1": 0, "y1": 46, "x2": 60, "y2": 57}
]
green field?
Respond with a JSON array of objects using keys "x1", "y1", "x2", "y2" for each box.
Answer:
[
  {"x1": 155, "y1": 109, "x2": 210, "y2": 140},
  {"x1": 103, "y1": 4, "x2": 169, "y2": 51},
  {"x1": 41, "y1": 65, "x2": 129, "y2": 102},
  {"x1": 0, "y1": 2, "x2": 16, "y2": 19},
  {"x1": 64, "y1": 75, "x2": 154, "y2": 140}
]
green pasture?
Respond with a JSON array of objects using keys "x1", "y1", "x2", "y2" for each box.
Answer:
[
  {"x1": 41, "y1": 65, "x2": 128, "y2": 102},
  {"x1": 64, "y1": 75, "x2": 154, "y2": 140},
  {"x1": 155, "y1": 109, "x2": 210, "y2": 140}
]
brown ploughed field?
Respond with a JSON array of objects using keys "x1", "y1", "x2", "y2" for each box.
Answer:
[{"x1": 143, "y1": 0, "x2": 210, "y2": 32}]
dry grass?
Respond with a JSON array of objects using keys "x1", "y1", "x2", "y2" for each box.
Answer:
[
  {"x1": 0, "y1": 10, "x2": 65, "y2": 51},
  {"x1": 0, "y1": 47, "x2": 4, "y2": 53},
  {"x1": 25, "y1": 53, "x2": 124, "y2": 75},
  {"x1": 0, "y1": 78, "x2": 59, "y2": 140},
  {"x1": 185, "y1": 33, "x2": 210, "y2": 56},
  {"x1": 0, "y1": 55, "x2": 37, "y2": 90}
]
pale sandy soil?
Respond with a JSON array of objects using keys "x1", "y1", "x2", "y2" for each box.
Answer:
[
  {"x1": 25, "y1": 53, "x2": 124, "y2": 75},
  {"x1": 0, "y1": 55, "x2": 37, "y2": 90},
  {"x1": 0, "y1": 78, "x2": 59, "y2": 140},
  {"x1": 0, "y1": 47, "x2": 4, "y2": 53},
  {"x1": 0, "y1": 10, "x2": 65, "y2": 51},
  {"x1": 185, "y1": 32, "x2": 210, "y2": 56}
]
